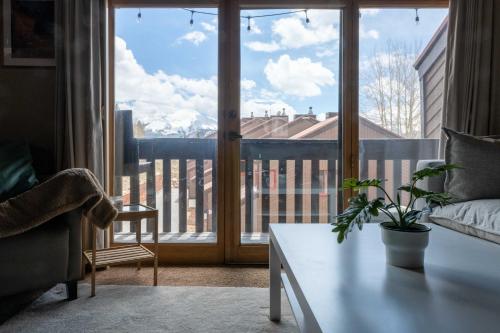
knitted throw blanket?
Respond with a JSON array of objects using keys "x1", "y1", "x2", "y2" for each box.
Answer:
[{"x1": 0, "y1": 168, "x2": 118, "y2": 239}]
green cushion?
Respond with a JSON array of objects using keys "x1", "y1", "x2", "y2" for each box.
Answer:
[{"x1": 0, "y1": 142, "x2": 38, "y2": 202}]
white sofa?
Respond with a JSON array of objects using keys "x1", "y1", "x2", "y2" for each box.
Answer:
[{"x1": 416, "y1": 160, "x2": 500, "y2": 244}]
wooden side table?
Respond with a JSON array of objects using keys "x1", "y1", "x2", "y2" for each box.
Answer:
[{"x1": 84, "y1": 204, "x2": 158, "y2": 296}]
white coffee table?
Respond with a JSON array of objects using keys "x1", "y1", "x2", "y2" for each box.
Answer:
[{"x1": 269, "y1": 224, "x2": 500, "y2": 333}]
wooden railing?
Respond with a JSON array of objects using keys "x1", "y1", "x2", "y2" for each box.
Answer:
[
  {"x1": 115, "y1": 111, "x2": 439, "y2": 235},
  {"x1": 241, "y1": 139, "x2": 339, "y2": 232},
  {"x1": 137, "y1": 137, "x2": 217, "y2": 233}
]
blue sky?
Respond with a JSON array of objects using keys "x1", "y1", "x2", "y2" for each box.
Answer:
[{"x1": 115, "y1": 7, "x2": 447, "y2": 137}]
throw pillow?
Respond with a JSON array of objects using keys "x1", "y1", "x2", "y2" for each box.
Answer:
[
  {"x1": 443, "y1": 128, "x2": 500, "y2": 202},
  {"x1": 0, "y1": 142, "x2": 39, "y2": 202}
]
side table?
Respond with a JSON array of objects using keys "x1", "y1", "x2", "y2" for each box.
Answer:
[{"x1": 83, "y1": 204, "x2": 158, "y2": 296}]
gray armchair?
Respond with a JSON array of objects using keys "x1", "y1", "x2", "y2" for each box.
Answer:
[
  {"x1": 0, "y1": 208, "x2": 83, "y2": 300},
  {"x1": 0, "y1": 146, "x2": 83, "y2": 300}
]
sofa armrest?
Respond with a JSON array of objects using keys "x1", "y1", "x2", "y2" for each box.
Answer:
[
  {"x1": 58, "y1": 208, "x2": 84, "y2": 281},
  {"x1": 415, "y1": 160, "x2": 446, "y2": 210}
]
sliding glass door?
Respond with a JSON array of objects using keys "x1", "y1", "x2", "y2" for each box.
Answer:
[
  {"x1": 240, "y1": 8, "x2": 342, "y2": 237},
  {"x1": 225, "y1": 5, "x2": 345, "y2": 262},
  {"x1": 110, "y1": 5, "x2": 224, "y2": 263}
]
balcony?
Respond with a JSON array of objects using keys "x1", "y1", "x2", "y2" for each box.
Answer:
[{"x1": 113, "y1": 110, "x2": 439, "y2": 244}]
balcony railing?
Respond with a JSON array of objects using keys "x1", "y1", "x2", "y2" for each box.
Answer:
[{"x1": 114, "y1": 110, "x2": 439, "y2": 241}]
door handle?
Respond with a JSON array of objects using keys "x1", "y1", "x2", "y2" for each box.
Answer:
[{"x1": 228, "y1": 131, "x2": 243, "y2": 141}]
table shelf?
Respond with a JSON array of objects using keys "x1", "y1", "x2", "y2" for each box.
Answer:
[
  {"x1": 86, "y1": 204, "x2": 159, "y2": 296},
  {"x1": 84, "y1": 244, "x2": 154, "y2": 268}
]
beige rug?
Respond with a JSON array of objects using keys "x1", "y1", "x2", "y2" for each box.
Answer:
[{"x1": 0, "y1": 284, "x2": 297, "y2": 333}]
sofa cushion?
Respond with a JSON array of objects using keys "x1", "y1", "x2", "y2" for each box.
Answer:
[
  {"x1": 443, "y1": 128, "x2": 500, "y2": 202},
  {"x1": 0, "y1": 142, "x2": 38, "y2": 202},
  {"x1": 430, "y1": 199, "x2": 500, "y2": 244}
]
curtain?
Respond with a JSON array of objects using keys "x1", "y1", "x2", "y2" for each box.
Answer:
[
  {"x1": 442, "y1": 0, "x2": 500, "y2": 136},
  {"x1": 55, "y1": 0, "x2": 107, "y2": 249}
]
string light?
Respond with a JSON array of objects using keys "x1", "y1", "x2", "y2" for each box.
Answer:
[
  {"x1": 180, "y1": 8, "x2": 310, "y2": 30},
  {"x1": 137, "y1": 8, "x2": 142, "y2": 23},
  {"x1": 415, "y1": 8, "x2": 420, "y2": 25}
]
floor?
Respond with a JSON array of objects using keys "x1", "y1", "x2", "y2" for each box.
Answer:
[
  {"x1": 1, "y1": 265, "x2": 269, "y2": 325},
  {"x1": 1, "y1": 284, "x2": 297, "y2": 333},
  {"x1": 84, "y1": 265, "x2": 269, "y2": 288}
]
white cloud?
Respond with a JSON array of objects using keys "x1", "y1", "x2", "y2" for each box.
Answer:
[
  {"x1": 272, "y1": 11, "x2": 339, "y2": 49},
  {"x1": 264, "y1": 54, "x2": 335, "y2": 97},
  {"x1": 360, "y1": 25, "x2": 379, "y2": 39},
  {"x1": 244, "y1": 41, "x2": 280, "y2": 52},
  {"x1": 201, "y1": 22, "x2": 216, "y2": 33},
  {"x1": 241, "y1": 99, "x2": 296, "y2": 118},
  {"x1": 241, "y1": 79, "x2": 256, "y2": 90},
  {"x1": 360, "y1": 8, "x2": 380, "y2": 16},
  {"x1": 179, "y1": 31, "x2": 207, "y2": 45},
  {"x1": 259, "y1": 88, "x2": 280, "y2": 100},
  {"x1": 115, "y1": 36, "x2": 217, "y2": 136},
  {"x1": 245, "y1": 10, "x2": 339, "y2": 52},
  {"x1": 316, "y1": 49, "x2": 335, "y2": 58}
]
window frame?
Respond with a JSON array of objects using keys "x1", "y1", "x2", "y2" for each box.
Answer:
[{"x1": 106, "y1": 0, "x2": 449, "y2": 264}]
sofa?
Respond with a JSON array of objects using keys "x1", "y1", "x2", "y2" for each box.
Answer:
[
  {"x1": 416, "y1": 159, "x2": 500, "y2": 244},
  {"x1": 0, "y1": 208, "x2": 83, "y2": 300},
  {"x1": 0, "y1": 145, "x2": 83, "y2": 300}
]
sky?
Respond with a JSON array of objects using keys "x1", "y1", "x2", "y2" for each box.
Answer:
[{"x1": 115, "y1": 7, "x2": 448, "y2": 137}]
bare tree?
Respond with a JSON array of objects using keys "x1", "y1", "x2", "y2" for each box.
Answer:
[{"x1": 362, "y1": 41, "x2": 421, "y2": 138}]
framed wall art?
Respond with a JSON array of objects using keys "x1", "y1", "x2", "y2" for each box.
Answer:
[{"x1": 3, "y1": 0, "x2": 55, "y2": 66}]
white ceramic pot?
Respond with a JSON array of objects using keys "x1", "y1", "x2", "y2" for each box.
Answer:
[{"x1": 380, "y1": 222, "x2": 431, "y2": 268}]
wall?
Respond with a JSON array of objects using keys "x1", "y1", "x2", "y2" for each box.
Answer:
[
  {"x1": 0, "y1": 5, "x2": 56, "y2": 172},
  {"x1": 415, "y1": 20, "x2": 448, "y2": 139}
]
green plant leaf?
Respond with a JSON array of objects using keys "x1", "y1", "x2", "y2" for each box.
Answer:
[
  {"x1": 403, "y1": 210, "x2": 422, "y2": 226},
  {"x1": 333, "y1": 165, "x2": 458, "y2": 244},
  {"x1": 342, "y1": 178, "x2": 383, "y2": 191},
  {"x1": 422, "y1": 192, "x2": 455, "y2": 207},
  {"x1": 331, "y1": 193, "x2": 384, "y2": 243},
  {"x1": 411, "y1": 164, "x2": 461, "y2": 182},
  {"x1": 398, "y1": 185, "x2": 432, "y2": 198}
]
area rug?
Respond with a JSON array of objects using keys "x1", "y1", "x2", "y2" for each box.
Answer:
[{"x1": 0, "y1": 284, "x2": 297, "y2": 333}]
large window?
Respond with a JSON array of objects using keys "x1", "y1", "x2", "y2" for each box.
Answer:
[
  {"x1": 358, "y1": 8, "x2": 448, "y2": 202},
  {"x1": 239, "y1": 9, "x2": 341, "y2": 243},
  {"x1": 108, "y1": 2, "x2": 449, "y2": 263},
  {"x1": 113, "y1": 8, "x2": 218, "y2": 243}
]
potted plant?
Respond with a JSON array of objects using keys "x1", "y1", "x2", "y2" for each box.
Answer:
[{"x1": 331, "y1": 164, "x2": 458, "y2": 268}]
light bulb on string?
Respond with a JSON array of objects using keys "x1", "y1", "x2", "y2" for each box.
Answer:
[
  {"x1": 415, "y1": 8, "x2": 420, "y2": 25},
  {"x1": 181, "y1": 8, "x2": 322, "y2": 31},
  {"x1": 137, "y1": 8, "x2": 142, "y2": 23}
]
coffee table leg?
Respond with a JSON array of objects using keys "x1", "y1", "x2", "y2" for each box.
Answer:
[
  {"x1": 154, "y1": 214, "x2": 158, "y2": 286},
  {"x1": 270, "y1": 238, "x2": 281, "y2": 321}
]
